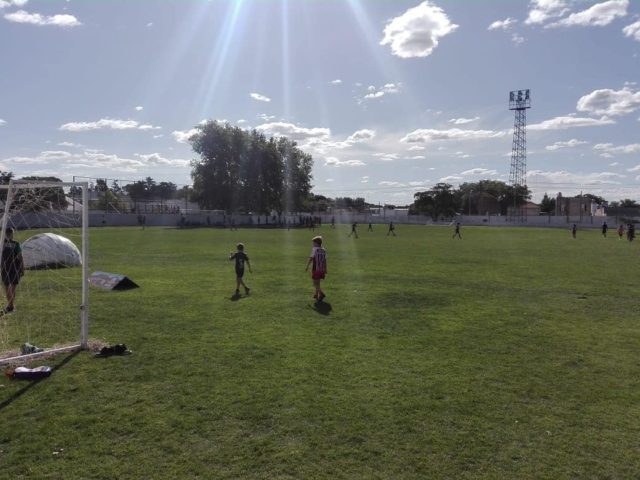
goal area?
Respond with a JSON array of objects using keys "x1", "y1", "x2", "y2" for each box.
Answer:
[{"x1": 0, "y1": 181, "x2": 89, "y2": 365}]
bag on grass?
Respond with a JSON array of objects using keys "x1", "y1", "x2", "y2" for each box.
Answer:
[{"x1": 6, "y1": 366, "x2": 52, "y2": 380}]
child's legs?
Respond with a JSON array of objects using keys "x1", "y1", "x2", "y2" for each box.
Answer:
[
  {"x1": 5, "y1": 283, "x2": 15, "y2": 307},
  {"x1": 312, "y1": 278, "x2": 322, "y2": 294}
]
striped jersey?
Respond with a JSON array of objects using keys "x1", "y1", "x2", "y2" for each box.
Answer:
[{"x1": 310, "y1": 246, "x2": 327, "y2": 274}]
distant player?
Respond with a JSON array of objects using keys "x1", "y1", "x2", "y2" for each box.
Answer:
[
  {"x1": 387, "y1": 222, "x2": 396, "y2": 236},
  {"x1": 330, "y1": 216, "x2": 335, "y2": 229},
  {"x1": 305, "y1": 235, "x2": 327, "y2": 302},
  {"x1": 627, "y1": 224, "x2": 635, "y2": 242},
  {"x1": 348, "y1": 222, "x2": 358, "y2": 238},
  {"x1": 229, "y1": 243, "x2": 252, "y2": 296},
  {"x1": 452, "y1": 222, "x2": 462, "y2": 239},
  {"x1": 601, "y1": 221, "x2": 608, "y2": 237},
  {"x1": 617, "y1": 224, "x2": 624, "y2": 239},
  {"x1": 571, "y1": 224, "x2": 577, "y2": 239},
  {"x1": 368, "y1": 222, "x2": 373, "y2": 232}
]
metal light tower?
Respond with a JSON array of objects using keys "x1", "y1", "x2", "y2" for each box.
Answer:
[{"x1": 508, "y1": 89, "x2": 531, "y2": 222}]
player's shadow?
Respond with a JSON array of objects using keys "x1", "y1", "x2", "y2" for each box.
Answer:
[
  {"x1": 311, "y1": 301, "x2": 332, "y2": 316},
  {"x1": 230, "y1": 293, "x2": 247, "y2": 302},
  {"x1": 0, "y1": 349, "x2": 80, "y2": 412}
]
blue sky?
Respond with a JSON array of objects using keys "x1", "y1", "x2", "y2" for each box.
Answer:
[{"x1": 1, "y1": 0, "x2": 639, "y2": 204}]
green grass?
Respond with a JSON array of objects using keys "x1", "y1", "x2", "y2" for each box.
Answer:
[{"x1": 1, "y1": 225, "x2": 639, "y2": 479}]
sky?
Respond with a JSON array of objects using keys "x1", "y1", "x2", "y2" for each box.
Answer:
[{"x1": 1, "y1": 0, "x2": 639, "y2": 205}]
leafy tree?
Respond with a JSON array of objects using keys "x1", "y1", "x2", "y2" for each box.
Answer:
[
  {"x1": 14, "y1": 176, "x2": 68, "y2": 211},
  {"x1": 190, "y1": 121, "x2": 313, "y2": 213},
  {"x1": 155, "y1": 181, "x2": 178, "y2": 206},
  {"x1": 540, "y1": 193, "x2": 556, "y2": 214},
  {"x1": 124, "y1": 180, "x2": 148, "y2": 210},
  {"x1": 413, "y1": 183, "x2": 458, "y2": 220},
  {"x1": 619, "y1": 199, "x2": 639, "y2": 208}
]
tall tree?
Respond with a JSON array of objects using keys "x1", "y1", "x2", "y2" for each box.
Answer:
[
  {"x1": 413, "y1": 183, "x2": 459, "y2": 220},
  {"x1": 190, "y1": 121, "x2": 313, "y2": 213},
  {"x1": 540, "y1": 193, "x2": 556, "y2": 213}
]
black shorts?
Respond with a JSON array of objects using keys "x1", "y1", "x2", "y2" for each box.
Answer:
[
  {"x1": 235, "y1": 269, "x2": 244, "y2": 278},
  {"x1": 2, "y1": 270, "x2": 21, "y2": 286}
]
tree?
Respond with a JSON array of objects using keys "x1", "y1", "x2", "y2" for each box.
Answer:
[
  {"x1": 190, "y1": 121, "x2": 313, "y2": 213},
  {"x1": 155, "y1": 181, "x2": 177, "y2": 207},
  {"x1": 540, "y1": 193, "x2": 556, "y2": 214},
  {"x1": 619, "y1": 199, "x2": 639, "y2": 208},
  {"x1": 15, "y1": 176, "x2": 69, "y2": 211},
  {"x1": 412, "y1": 183, "x2": 458, "y2": 220},
  {"x1": 124, "y1": 180, "x2": 148, "y2": 211}
]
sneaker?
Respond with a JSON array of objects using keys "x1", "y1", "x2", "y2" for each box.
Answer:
[
  {"x1": 318, "y1": 293, "x2": 326, "y2": 302},
  {"x1": 245, "y1": 287, "x2": 251, "y2": 295},
  {"x1": 1, "y1": 306, "x2": 14, "y2": 315},
  {"x1": 235, "y1": 289, "x2": 240, "y2": 296}
]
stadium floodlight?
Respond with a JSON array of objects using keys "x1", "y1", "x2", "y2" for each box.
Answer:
[
  {"x1": 508, "y1": 89, "x2": 531, "y2": 223},
  {"x1": 0, "y1": 181, "x2": 89, "y2": 365}
]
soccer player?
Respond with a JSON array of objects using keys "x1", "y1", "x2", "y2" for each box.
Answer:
[
  {"x1": 1, "y1": 228, "x2": 25, "y2": 315},
  {"x1": 452, "y1": 222, "x2": 462, "y2": 239},
  {"x1": 348, "y1": 222, "x2": 358, "y2": 238},
  {"x1": 387, "y1": 221, "x2": 396, "y2": 236},
  {"x1": 368, "y1": 222, "x2": 373, "y2": 232},
  {"x1": 229, "y1": 243, "x2": 252, "y2": 296},
  {"x1": 571, "y1": 224, "x2": 577, "y2": 239},
  {"x1": 305, "y1": 235, "x2": 327, "y2": 302},
  {"x1": 617, "y1": 224, "x2": 624, "y2": 239},
  {"x1": 601, "y1": 221, "x2": 608, "y2": 237}
]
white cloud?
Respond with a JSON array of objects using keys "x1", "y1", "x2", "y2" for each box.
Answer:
[
  {"x1": 361, "y1": 83, "x2": 401, "y2": 101},
  {"x1": 82, "y1": 151, "x2": 144, "y2": 172},
  {"x1": 250, "y1": 92, "x2": 271, "y2": 102},
  {"x1": 460, "y1": 168, "x2": 498, "y2": 176},
  {"x1": 449, "y1": 116, "x2": 479, "y2": 125},
  {"x1": 623, "y1": 20, "x2": 640, "y2": 41},
  {"x1": 528, "y1": 169, "x2": 626, "y2": 186},
  {"x1": 380, "y1": 1, "x2": 458, "y2": 58},
  {"x1": 60, "y1": 118, "x2": 160, "y2": 132},
  {"x1": 0, "y1": 118, "x2": 5, "y2": 126},
  {"x1": 379, "y1": 181, "x2": 406, "y2": 187},
  {"x1": 528, "y1": 115, "x2": 615, "y2": 130},
  {"x1": 406, "y1": 155, "x2": 426, "y2": 160},
  {"x1": 255, "y1": 122, "x2": 330, "y2": 141},
  {"x1": 347, "y1": 129, "x2": 375, "y2": 142},
  {"x1": 172, "y1": 128, "x2": 199, "y2": 144},
  {"x1": 0, "y1": 0, "x2": 29, "y2": 8},
  {"x1": 135, "y1": 153, "x2": 190, "y2": 167},
  {"x1": 257, "y1": 113, "x2": 275, "y2": 122},
  {"x1": 576, "y1": 87, "x2": 640, "y2": 116},
  {"x1": 545, "y1": 139, "x2": 588, "y2": 150},
  {"x1": 488, "y1": 17, "x2": 517, "y2": 30},
  {"x1": 324, "y1": 157, "x2": 366, "y2": 167},
  {"x1": 525, "y1": 0, "x2": 569, "y2": 25},
  {"x1": 57, "y1": 141, "x2": 81, "y2": 148},
  {"x1": 594, "y1": 143, "x2": 640, "y2": 156},
  {"x1": 439, "y1": 175, "x2": 463, "y2": 183},
  {"x1": 373, "y1": 153, "x2": 400, "y2": 161},
  {"x1": 135, "y1": 106, "x2": 144, "y2": 111},
  {"x1": 4, "y1": 9, "x2": 81, "y2": 27},
  {"x1": 153, "y1": 134, "x2": 164, "y2": 139},
  {"x1": 330, "y1": 79, "x2": 343, "y2": 85},
  {"x1": 547, "y1": 0, "x2": 629, "y2": 28},
  {"x1": 401, "y1": 128, "x2": 507, "y2": 143},
  {"x1": 146, "y1": 22, "x2": 153, "y2": 28},
  {"x1": 512, "y1": 33, "x2": 525, "y2": 45},
  {"x1": 408, "y1": 145, "x2": 425, "y2": 151},
  {"x1": 361, "y1": 176, "x2": 370, "y2": 183},
  {"x1": 237, "y1": 119, "x2": 246, "y2": 124}
]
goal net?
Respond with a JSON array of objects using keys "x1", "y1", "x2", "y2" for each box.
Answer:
[{"x1": 0, "y1": 181, "x2": 89, "y2": 364}]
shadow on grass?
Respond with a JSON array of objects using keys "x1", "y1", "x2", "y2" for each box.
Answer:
[
  {"x1": 310, "y1": 301, "x2": 332, "y2": 316},
  {"x1": 0, "y1": 349, "x2": 81, "y2": 412},
  {"x1": 230, "y1": 293, "x2": 250, "y2": 302}
]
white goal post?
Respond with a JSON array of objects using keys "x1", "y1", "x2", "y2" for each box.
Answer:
[{"x1": 0, "y1": 181, "x2": 89, "y2": 365}]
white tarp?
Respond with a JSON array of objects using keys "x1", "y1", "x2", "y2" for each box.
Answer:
[{"x1": 22, "y1": 233, "x2": 81, "y2": 269}]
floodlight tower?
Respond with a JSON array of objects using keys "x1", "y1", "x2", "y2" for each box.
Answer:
[{"x1": 508, "y1": 89, "x2": 531, "y2": 222}]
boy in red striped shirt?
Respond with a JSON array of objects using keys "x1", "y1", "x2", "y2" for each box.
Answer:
[{"x1": 305, "y1": 235, "x2": 327, "y2": 302}]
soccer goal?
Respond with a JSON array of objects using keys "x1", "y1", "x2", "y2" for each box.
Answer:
[{"x1": 0, "y1": 181, "x2": 89, "y2": 364}]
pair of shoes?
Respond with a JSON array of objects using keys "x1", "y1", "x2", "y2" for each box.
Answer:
[
  {"x1": 1, "y1": 306, "x2": 14, "y2": 315},
  {"x1": 245, "y1": 287, "x2": 251, "y2": 295}
]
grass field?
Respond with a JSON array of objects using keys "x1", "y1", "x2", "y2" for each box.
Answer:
[{"x1": 1, "y1": 224, "x2": 639, "y2": 479}]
